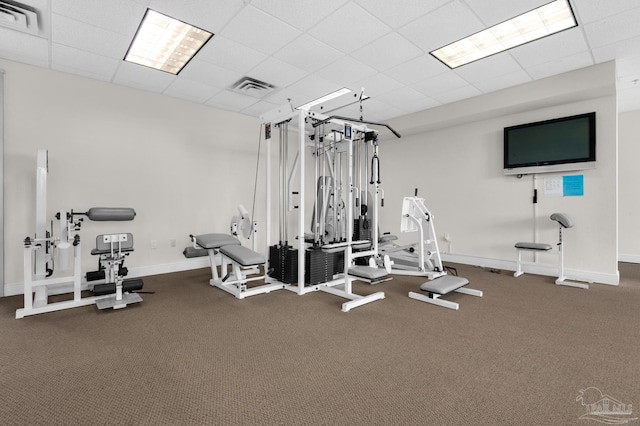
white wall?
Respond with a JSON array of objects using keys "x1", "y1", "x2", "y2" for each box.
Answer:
[
  {"x1": 618, "y1": 110, "x2": 640, "y2": 262},
  {"x1": 2, "y1": 59, "x2": 261, "y2": 293},
  {"x1": 383, "y1": 62, "x2": 619, "y2": 285},
  {"x1": 1, "y1": 59, "x2": 626, "y2": 294}
]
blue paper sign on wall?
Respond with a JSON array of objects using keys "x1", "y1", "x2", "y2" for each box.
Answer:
[{"x1": 563, "y1": 175, "x2": 584, "y2": 197}]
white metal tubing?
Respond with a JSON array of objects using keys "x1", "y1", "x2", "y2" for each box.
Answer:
[
  {"x1": 342, "y1": 291, "x2": 385, "y2": 312},
  {"x1": 265, "y1": 128, "x2": 271, "y2": 257},
  {"x1": 35, "y1": 149, "x2": 48, "y2": 279},
  {"x1": 344, "y1": 135, "x2": 354, "y2": 294},
  {"x1": 408, "y1": 291, "x2": 460, "y2": 310},
  {"x1": 287, "y1": 150, "x2": 299, "y2": 212},
  {"x1": 296, "y1": 109, "x2": 305, "y2": 290}
]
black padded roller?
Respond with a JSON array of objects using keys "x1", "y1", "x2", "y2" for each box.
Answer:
[
  {"x1": 92, "y1": 279, "x2": 144, "y2": 296},
  {"x1": 86, "y1": 270, "x2": 106, "y2": 282},
  {"x1": 183, "y1": 246, "x2": 209, "y2": 258},
  {"x1": 86, "y1": 207, "x2": 136, "y2": 221}
]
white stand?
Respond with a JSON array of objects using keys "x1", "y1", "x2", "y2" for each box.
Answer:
[
  {"x1": 514, "y1": 213, "x2": 589, "y2": 289},
  {"x1": 17, "y1": 242, "x2": 100, "y2": 318}
]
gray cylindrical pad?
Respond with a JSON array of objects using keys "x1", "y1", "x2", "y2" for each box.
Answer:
[{"x1": 86, "y1": 207, "x2": 136, "y2": 221}]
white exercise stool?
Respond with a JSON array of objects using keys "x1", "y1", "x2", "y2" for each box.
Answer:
[
  {"x1": 409, "y1": 275, "x2": 483, "y2": 310},
  {"x1": 514, "y1": 213, "x2": 588, "y2": 289}
]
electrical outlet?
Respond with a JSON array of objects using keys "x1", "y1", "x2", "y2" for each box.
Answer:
[
  {"x1": 170, "y1": 239, "x2": 176, "y2": 247},
  {"x1": 444, "y1": 233, "x2": 451, "y2": 242},
  {"x1": 151, "y1": 240, "x2": 158, "y2": 249}
]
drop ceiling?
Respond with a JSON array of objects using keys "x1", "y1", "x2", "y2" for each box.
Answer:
[{"x1": 1, "y1": 0, "x2": 639, "y2": 122}]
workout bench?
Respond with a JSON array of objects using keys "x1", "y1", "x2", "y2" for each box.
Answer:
[
  {"x1": 409, "y1": 275, "x2": 483, "y2": 310},
  {"x1": 186, "y1": 233, "x2": 283, "y2": 299}
]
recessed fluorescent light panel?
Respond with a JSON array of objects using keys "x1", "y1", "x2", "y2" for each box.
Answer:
[
  {"x1": 297, "y1": 88, "x2": 353, "y2": 110},
  {"x1": 430, "y1": 0, "x2": 577, "y2": 69},
  {"x1": 124, "y1": 9, "x2": 213, "y2": 75}
]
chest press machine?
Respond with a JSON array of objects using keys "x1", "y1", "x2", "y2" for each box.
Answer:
[{"x1": 514, "y1": 213, "x2": 589, "y2": 289}]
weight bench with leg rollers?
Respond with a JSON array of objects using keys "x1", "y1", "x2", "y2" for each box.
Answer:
[
  {"x1": 187, "y1": 233, "x2": 284, "y2": 299},
  {"x1": 514, "y1": 213, "x2": 589, "y2": 289},
  {"x1": 409, "y1": 275, "x2": 483, "y2": 310}
]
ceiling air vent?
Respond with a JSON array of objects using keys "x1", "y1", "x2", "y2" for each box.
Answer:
[
  {"x1": 230, "y1": 77, "x2": 276, "y2": 99},
  {"x1": 0, "y1": 0, "x2": 39, "y2": 35}
]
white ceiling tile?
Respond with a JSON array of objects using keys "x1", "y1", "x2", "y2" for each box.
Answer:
[
  {"x1": 180, "y1": 59, "x2": 242, "y2": 89},
  {"x1": 251, "y1": 0, "x2": 350, "y2": 31},
  {"x1": 0, "y1": 28, "x2": 49, "y2": 67},
  {"x1": 583, "y1": 7, "x2": 640, "y2": 49},
  {"x1": 351, "y1": 32, "x2": 423, "y2": 72},
  {"x1": 147, "y1": 0, "x2": 245, "y2": 33},
  {"x1": 573, "y1": 0, "x2": 640, "y2": 24},
  {"x1": 112, "y1": 61, "x2": 176, "y2": 93},
  {"x1": 524, "y1": 51, "x2": 595, "y2": 80},
  {"x1": 384, "y1": 55, "x2": 446, "y2": 85},
  {"x1": 463, "y1": 0, "x2": 547, "y2": 26},
  {"x1": 274, "y1": 34, "x2": 344, "y2": 73},
  {"x1": 287, "y1": 74, "x2": 348, "y2": 101},
  {"x1": 205, "y1": 90, "x2": 259, "y2": 111},
  {"x1": 398, "y1": 1, "x2": 484, "y2": 52},
  {"x1": 412, "y1": 72, "x2": 470, "y2": 96},
  {"x1": 52, "y1": 0, "x2": 146, "y2": 36},
  {"x1": 197, "y1": 36, "x2": 268, "y2": 75},
  {"x1": 262, "y1": 87, "x2": 309, "y2": 109},
  {"x1": 510, "y1": 28, "x2": 589, "y2": 69},
  {"x1": 470, "y1": 69, "x2": 532, "y2": 94},
  {"x1": 355, "y1": 0, "x2": 450, "y2": 29},
  {"x1": 453, "y1": 52, "x2": 523, "y2": 84},
  {"x1": 307, "y1": 2, "x2": 391, "y2": 54},
  {"x1": 315, "y1": 56, "x2": 377, "y2": 86},
  {"x1": 591, "y1": 36, "x2": 640, "y2": 63},
  {"x1": 221, "y1": 5, "x2": 302, "y2": 56},
  {"x1": 429, "y1": 84, "x2": 482, "y2": 104},
  {"x1": 247, "y1": 57, "x2": 307, "y2": 88},
  {"x1": 52, "y1": 14, "x2": 130, "y2": 60},
  {"x1": 349, "y1": 73, "x2": 404, "y2": 98},
  {"x1": 241, "y1": 100, "x2": 280, "y2": 117},
  {"x1": 51, "y1": 44, "x2": 119, "y2": 82},
  {"x1": 375, "y1": 86, "x2": 433, "y2": 110},
  {"x1": 162, "y1": 78, "x2": 221, "y2": 103},
  {"x1": 4, "y1": 0, "x2": 640, "y2": 117}
]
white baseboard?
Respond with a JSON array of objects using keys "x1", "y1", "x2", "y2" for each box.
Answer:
[
  {"x1": 3, "y1": 257, "x2": 211, "y2": 297},
  {"x1": 618, "y1": 254, "x2": 640, "y2": 264},
  {"x1": 4, "y1": 252, "x2": 623, "y2": 297},
  {"x1": 441, "y1": 253, "x2": 620, "y2": 286}
]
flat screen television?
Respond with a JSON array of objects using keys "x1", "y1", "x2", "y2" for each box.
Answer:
[{"x1": 503, "y1": 112, "x2": 596, "y2": 175}]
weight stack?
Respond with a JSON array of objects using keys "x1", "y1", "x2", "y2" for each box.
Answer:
[
  {"x1": 353, "y1": 218, "x2": 372, "y2": 243},
  {"x1": 331, "y1": 250, "x2": 345, "y2": 275},
  {"x1": 269, "y1": 245, "x2": 298, "y2": 284},
  {"x1": 305, "y1": 247, "x2": 335, "y2": 285}
]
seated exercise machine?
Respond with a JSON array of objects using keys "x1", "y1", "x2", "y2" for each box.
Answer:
[
  {"x1": 514, "y1": 213, "x2": 589, "y2": 289},
  {"x1": 86, "y1": 228, "x2": 144, "y2": 310},
  {"x1": 184, "y1": 205, "x2": 283, "y2": 299},
  {"x1": 379, "y1": 190, "x2": 446, "y2": 280},
  {"x1": 397, "y1": 195, "x2": 482, "y2": 310},
  {"x1": 17, "y1": 150, "x2": 143, "y2": 319}
]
